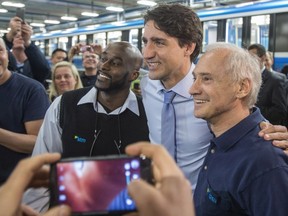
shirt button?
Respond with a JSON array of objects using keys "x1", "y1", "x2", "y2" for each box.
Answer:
[
  {"x1": 204, "y1": 165, "x2": 208, "y2": 170},
  {"x1": 211, "y1": 149, "x2": 215, "y2": 154}
]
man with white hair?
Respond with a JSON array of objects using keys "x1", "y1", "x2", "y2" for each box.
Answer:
[{"x1": 191, "y1": 42, "x2": 288, "y2": 215}]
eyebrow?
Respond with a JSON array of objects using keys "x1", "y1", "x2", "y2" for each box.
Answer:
[{"x1": 142, "y1": 36, "x2": 166, "y2": 42}]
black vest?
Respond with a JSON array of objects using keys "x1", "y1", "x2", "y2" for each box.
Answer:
[{"x1": 60, "y1": 87, "x2": 149, "y2": 158}]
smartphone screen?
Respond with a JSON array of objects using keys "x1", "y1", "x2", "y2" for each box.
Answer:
[{"x1": 50, "y1": 155, "x2": 153, "y2": 215}]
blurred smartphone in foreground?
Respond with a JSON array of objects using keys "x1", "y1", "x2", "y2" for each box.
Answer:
[
  {"x1": 50, "y1": 155, "x2": 153, "y2": 215},
  {"x1": 16, "y1": 8, "x2": 25, "y2": 21}
]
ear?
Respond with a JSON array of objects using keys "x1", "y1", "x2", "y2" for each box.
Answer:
[
  {"x1": 184, "y1": 43, "x2": 196, "y2": 57},
  {"x1": 129, "y1": 70, "x2": 139, "y2": 82},
  {"x1": 236, "y1": 78, "x2": 251, "y2": 99}
]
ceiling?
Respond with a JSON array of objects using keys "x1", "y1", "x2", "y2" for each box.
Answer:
[{"x1": 0, "y1": 0, "x2": 257, "y2": 33}]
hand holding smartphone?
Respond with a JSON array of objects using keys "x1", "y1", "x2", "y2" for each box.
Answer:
[{"x1": 50, "y1": 155, "x2": 153, "y2": 215}]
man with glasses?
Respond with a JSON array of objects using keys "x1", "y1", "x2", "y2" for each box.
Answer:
[{"x1": 68, "y1": 43, "x2": 101, "y2": 87}]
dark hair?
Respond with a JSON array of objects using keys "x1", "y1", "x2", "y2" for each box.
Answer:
[
  {"x1": 281, "y1": 64, "x2": 288, "y2": 76},
  {"x1": 144, "y1": 3, "x2": 203, "y2": 62},
  {"x1": 247, "y1": 43, "x2": 266, "y2": 58},
  {"x1": 52, "y1": 48, "x2": 67, "y2": 57}
]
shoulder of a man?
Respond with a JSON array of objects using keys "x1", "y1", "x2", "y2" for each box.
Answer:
[{"x1": 59, "y1": 87, "x2": 92, "y2": 128}]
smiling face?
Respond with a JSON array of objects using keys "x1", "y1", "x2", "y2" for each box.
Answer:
[
  {"x1": 95, "y1": 42, "x2": 140, "y2": 93},
  {"x1": 189, "y1": 50, "x2": 240, "y2": 124},
  {"x1": 142, "y1": 20, "x2": 192, "y2": 89},
  {"x1": 0, "y1": 39, "x2": 9, "y2": 83},
  {"x1": 54, "y1": 66, "x2": 77, "y2": 95},
  {"x1": 82, "y1": 52, "x2": 99, "y2": 71}
]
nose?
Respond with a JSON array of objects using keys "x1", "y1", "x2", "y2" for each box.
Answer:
[
  {"x1": 59, "y1": 76, "x2": 67, "y2": 82},
  {"x1": 142, "y1": 42, "x2": 155, "y2": 60},
  {"x1": 99, "y1": 59, "x2": 110, "y2": 71},
  {"x1": 189, "y1": 78, "x2": 200, "y2": 96}
]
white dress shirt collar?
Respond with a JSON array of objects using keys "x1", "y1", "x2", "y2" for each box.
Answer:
[
  {"x1": 155, "y1": 63, "x2": 195, "y2": 99},
  {"x1": 77, "y1": 87, "x2": 140, "y2": 116}
]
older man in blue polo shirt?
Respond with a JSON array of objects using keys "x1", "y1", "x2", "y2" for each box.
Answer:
[{"x1": 191, "y1": 42, "x2": 288, "y2": 215}]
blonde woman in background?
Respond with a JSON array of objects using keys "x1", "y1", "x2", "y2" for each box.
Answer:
[{"x1": 49, "y1": 61, "x2": 83, "y2": 102}]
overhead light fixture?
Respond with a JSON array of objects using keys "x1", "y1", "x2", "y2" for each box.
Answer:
[
  {"x1": 81, "y1": 12, "x2": 99, "y2": 17},
  {"x1": 137, "y1": 0, "x2": 157, "y2": 6},
  {"x1": 44, "y1": 19, "x2": 60, "y2": 24},
  {"x1": 106, "y1": 6, "x2": 124, "y2": 12},
  {"x1": 0, "y1": 29, "x2": 9, "y2": 33},
  {"x1": 30, "y1": 22, "x2": 45, "y2": 27},
  {"x1": 0, "y1": 8, "x2": 8, "y2": 13},
  {"x1": 61, "y1": 16, "x2": 78, "y2": 21},
  {"x1": 1, "y1": 1, "x2": 25, "y2": 8}
]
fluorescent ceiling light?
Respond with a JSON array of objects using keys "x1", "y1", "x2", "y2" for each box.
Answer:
[
  {"x1": 81, "y1": 12, "x2": 99, "y2": 17},
  {"x1": 137, "y1": 0, "x2": 157, "y2": 6},
  {"x1": 0, "y1": 8, "x2": 8, "y2": 13},
  {"x1": 106, "y1": 6, "x2": 124, "y2": 12},
  {"x1": 44, "y1": 19, "x2": 60, "y2": 24},
  {"x1": 30, "y1": 22, "x2": 45, "y2": 27},
  {"x1": 1, "y1": 1, "x2": 25, "y2": 8},
  {"x1": 0, "y1": 29, "x2": 9, "y2": 33},
  {"x1": 236, "y1": 2, "x2": 254, "y2": 8},
  {"x1": 61, "y1": 16, "x2": 78, "y2": 21}
]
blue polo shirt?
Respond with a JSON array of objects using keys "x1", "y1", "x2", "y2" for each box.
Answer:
[{"x1": 194, "y1": 107, "x2": 288, "y2": 216}]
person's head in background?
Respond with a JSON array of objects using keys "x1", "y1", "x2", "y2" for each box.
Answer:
[
  {"x1": 49, "y1": 61, "x2": 83, "y2": 102},
  {"x1": 12, "y1": 32, "x2": 25, "y2": 50},
  {"x1": 0, "y1": 38, "x2": 9, "y2": 81},
  {"x1": 264, "y1": 51, "x2": 274, "y2": 72},
  {"x1": 142, "y1": 3, "x2": 203, "y2": 89},
  {"x1": 51, "y1": 48, "x2": 68, "y2": 65},
  {"x1": 5, "y1": 17, "x2": 22, "y2": 42},
  {"x1": 281, "y1": 64, "x2": 288, "y2": 78},
  {"x1": 248, "y1": 43, "x2": 266, "y2": 69},
  {"x1": 190, "y1": 42, "x2": 262, "y2": 132},
  {"x1": 82, "y1": 51, "x2": 99, "y2": 75}
]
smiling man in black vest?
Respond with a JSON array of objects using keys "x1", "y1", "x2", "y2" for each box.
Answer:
[{"x1": 23, "y1": 41, "x2": 150, "y2": 212}]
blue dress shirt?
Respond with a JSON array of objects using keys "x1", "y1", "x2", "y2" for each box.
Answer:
[{"x1": 141, "y1": 64, "x2": 212, "y2": 190}]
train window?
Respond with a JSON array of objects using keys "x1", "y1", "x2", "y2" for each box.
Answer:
[
  {"x1": 107, "y1": 31, "x2": 122, "y2": 44},
  {"x1": 79, "y1": 34, "x2": 87, "y2": 43},
  {"x1": 202, "y1": 21, "x2": 217, "y2": 52},
  {"x1": 72, "y1": 36, "x2": 78, "y2": 46},
  {"x1": 48, "y1": 38, "x2": 58, "y2": 56},
  {"x1": 93, "y1": 32, "x2": 106, "y2": 48},
  {"x1": 130, "y1": 29, "x2": 139, "y2": 48},
  {"x1": 34, "y1": 40, "x2": 45, "y2": 54},
  {"x1": 274, "y1": 12, "x2": 288, "y2": 52},
  {"x1": 59, "y1": 37, "x2": 69, "y2": 51},
  {"x1": 226, "y1": 18, "x2": 243, "y2": 47},
  {"x1": 251, "y1": 15, "x2": 269, "y2": 49}
]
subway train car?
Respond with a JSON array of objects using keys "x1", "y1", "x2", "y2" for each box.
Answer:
[{"x1": 32, "y1": 0, "x2": 288, "y2": 71}]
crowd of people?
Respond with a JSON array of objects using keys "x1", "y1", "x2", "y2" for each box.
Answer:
[{"x1": 1, "y1": 3, "x2": 288, "y2": 216}]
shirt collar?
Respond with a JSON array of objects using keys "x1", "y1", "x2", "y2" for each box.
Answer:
[
  {"x1": 155, "y1": 63, "x2": 195, "y2": 99},
  {"x1": 77, "y1": 87, "x2": 140, "y2": 116},
  {"x1": 212, "y1": 107, "x2": 265, "y2": 152}
]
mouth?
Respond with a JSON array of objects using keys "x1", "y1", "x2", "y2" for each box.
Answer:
[
  {"x1": 194, "y1": 99, "x2": 209, "y2": 104},
  {"x1": 146, "y1": 61, "x2": 160, "y2": 70},
  {"x1": 97, "y1": 71, "x2": 111, "y2": 80}
]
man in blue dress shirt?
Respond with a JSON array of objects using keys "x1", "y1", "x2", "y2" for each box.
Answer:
[
  {"x1": 140, "y1": 3, "x2": 288, "y2": 191},
  {"x1": 191, "y1": 42, "x2": 288, "y2": 215}
]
